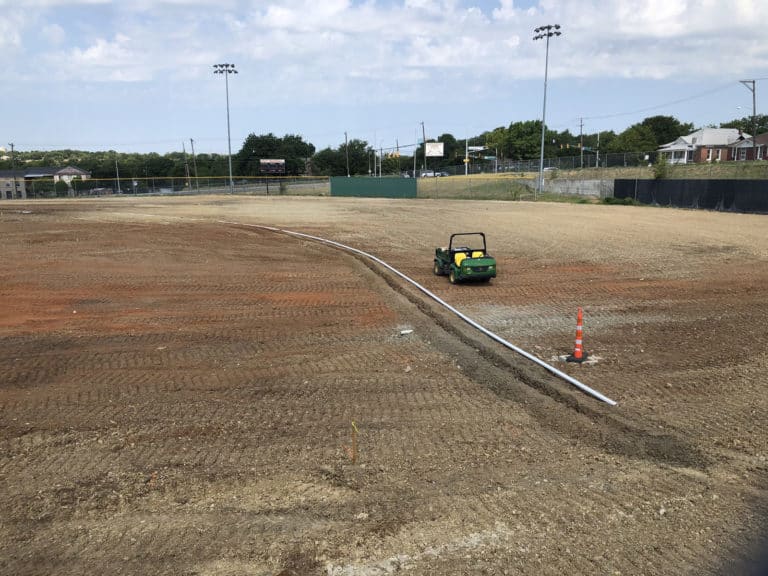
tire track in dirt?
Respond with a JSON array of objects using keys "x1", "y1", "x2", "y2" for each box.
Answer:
[
  {"x1": 2, "y1": 205, "x2": 766, "y2": 575},
  {"x1": 308, "y1": 234, "x2": 711, "y2": 466}
]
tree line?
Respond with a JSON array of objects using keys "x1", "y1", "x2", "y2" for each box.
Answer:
[{"x1": 2, "y1": 114, "x2": 764, "y2": 179}]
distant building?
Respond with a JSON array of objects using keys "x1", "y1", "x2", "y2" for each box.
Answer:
[
  {"x1": 0, "y1": 166, "x2": 91, "y2": 199},
  {"x1": 0, "y1": 170, "x2": 26, "y2": 199},
  {"x1": 730, "y1": 132, "x2": 768, "y2": 161},
  {"x1": 657, "y1": 128, "x2": 749, "y2": 164}
]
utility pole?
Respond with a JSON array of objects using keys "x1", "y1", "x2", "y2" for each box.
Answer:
[
  {"x1": 190, "y1": 138, "x2": 200, "y2": 193},
  {"x1": 344, "y1": 131, "x2": 350, "y2": 177},
  {"x1": 396, "y1": 139, "x2": 401, "y2": 173},
  {"x1": 9, "y1": 143, "x2": 17, "y2": 199},
  {"x1": 115, "y1": 159, "x2": 122, "y2": 193},
  {"x1": 182, "y1": 141, "x2": 191, "y2": 189},
  {"x1": 579, "y1": 117, "x2": 584, "y2": 169},
  {"x1": 596, "y1": 132, "x2": 600, "y2": 168},
  {"x1": 421, "y1": 121, "x2": 427, "y2": 176},
  {"x1": 739, "y1": 80, "x2": 757, "y2": 161},
  {"x1": 465, "y1": 137, "x2": 468, "y2": 176}
]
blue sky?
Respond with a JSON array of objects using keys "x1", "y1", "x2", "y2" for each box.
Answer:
[{"x1": 2, "y1": 0, "x2": 767, "y2": 155}]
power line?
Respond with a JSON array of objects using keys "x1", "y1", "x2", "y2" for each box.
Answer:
[{"x1": 580, "y1": 81, "x2": 736, "y2": 122}]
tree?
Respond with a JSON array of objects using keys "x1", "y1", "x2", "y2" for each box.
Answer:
[
  {"x1": 483, "y1": 127, "x2": 507, "y2": 160},
  {"x1": 54, "y1": 179, "x2": 70, "y2": 197},
  {"x1": 603, "y1": 116, "x2": 693, "y2": 154},
  {"x1": 720, "y1": 114, "x2": 768, "y2": 136},
  {"x1": 344, "y1": 139, "x2": 371, "y2": 175},
  {"x1": 433, "y1": 133, "x2": 460, "y2": 167},
  {"x1": 505, "y1": 120, "x2": 544, "y2": 160},
  {"x1": 607, "y1": 124, "x2": 657, "y2": 153},
  {"x1": 640, "y1": 115, "x2": 693, "y2": 146},
  {"x1": 311, "y1": 139, "x2": 371, "y2": 176},
  {"x1": 277, "y1": 134, "x2": 315, "y2": 175},
  {"x1": 310, "y1": 147, "x2": 344, "y2": 176},
  {"x1": 553, "y1": 129, "x2": 578, "y2": 157},
  {"x1": 235, "y1": 133, "x2": 280, "y2": 176},
  {"x1": 235, "y1": 133, "x2": 314, "y2": 176}
]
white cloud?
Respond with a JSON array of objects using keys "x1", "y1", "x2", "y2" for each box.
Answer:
[
  {"x1": 493, "y1": 0, "x2": 528, "y2": 21},
  {"x1": 42, "y1": 23, "x2": 66, "y2": 45},
  {"x1": 7, "y1": 1, "x2": 768, "y2": 96},
  {"x1": 0, "y1": 0, "x2": 109, "y2": 6},
  {"x1": 45, "y1": 34, "x2": 153, "y2": 82},
  {"x1": 0, "y1": 9, "x2": 25, "y2": 49}
]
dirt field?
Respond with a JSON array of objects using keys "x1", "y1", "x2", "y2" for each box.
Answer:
[{"x1": 1, "y1": 196, "x2": 766, "y2": 575}]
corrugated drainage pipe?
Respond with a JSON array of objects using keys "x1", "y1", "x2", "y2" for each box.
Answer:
[{"x1": 226, "y1": 221, "x2": 617, "y2": 407}]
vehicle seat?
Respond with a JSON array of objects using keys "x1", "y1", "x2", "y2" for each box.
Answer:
[
  {"x1": 471, "y1": 251, "x2": 484, "y2": 258},
  {"x1": 454, "y1": 252, "x2": 468, "y2": 266}
]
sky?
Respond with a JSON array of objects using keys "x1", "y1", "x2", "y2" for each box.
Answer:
[{"x1": 2, "y1": 0, "x2": 767, "y2": 156}]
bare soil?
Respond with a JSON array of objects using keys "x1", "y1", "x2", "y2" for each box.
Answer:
[{"x1": 1, "y1": 196, "x2": 766, "y2": 575}]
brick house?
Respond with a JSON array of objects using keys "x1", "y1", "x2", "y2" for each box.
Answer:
[
  {"x1": 730, "y1": 132, "x2": 768, "y2": 161},
  {"x1": 657, "y1": 128, "x2": 749, "y2": 164}
]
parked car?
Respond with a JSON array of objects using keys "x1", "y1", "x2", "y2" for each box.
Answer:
[{"x1": 420, "y1": 171, "x2": 436, "y2": 178}]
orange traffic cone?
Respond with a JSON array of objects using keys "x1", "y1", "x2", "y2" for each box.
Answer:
[{"x1": 566, "y1": 307, "x2": 588, "y2": 363}]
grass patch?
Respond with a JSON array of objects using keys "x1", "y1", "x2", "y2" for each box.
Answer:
[
  {"x1": 553, "y1": 161, "x2": 768, "y2": 181},
  {"x1": 535, "y1": 192, "x2": 597, "y2": 204},
  {"x1": 417, "y1": 175, "x2": 534, "y2": 200},
  {"x1": 602, "y1": 196, "x2": 640, "y2": 206}
]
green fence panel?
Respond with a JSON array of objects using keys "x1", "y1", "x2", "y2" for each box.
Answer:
[{"x1": 331, "y1": 177, "x2": 416, "y2": 198}]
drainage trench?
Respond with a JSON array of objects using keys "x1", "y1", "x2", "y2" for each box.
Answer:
[{"x1": 225, "y1": 221, "x2": 617, "y2": 407}]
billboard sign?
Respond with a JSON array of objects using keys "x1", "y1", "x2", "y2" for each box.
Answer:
[
  {"x1": 260, "y1": 159, "x2": 286, "y2": 174},
  {"x1": 425, "y1": 142, "x2": 444, "y2": 157}
]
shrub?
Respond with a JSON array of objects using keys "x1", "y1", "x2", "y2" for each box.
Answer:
[
  {"x1": 54, "y1": 180, "x2": 70, "y2": 197},
  {"x1": 603, "y1": 196, "x2": 637, "y2": 206},
  {"x1": 652, "y1": 155, "x2": 669, "y2": 180}
]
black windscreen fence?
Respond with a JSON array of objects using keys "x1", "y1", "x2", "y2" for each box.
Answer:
[{"x1": 614, "y1": 180, "x2": 768, "y2": 213}]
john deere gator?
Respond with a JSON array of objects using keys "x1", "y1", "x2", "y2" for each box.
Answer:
[{"x1": 433, "y1": 232, "x2": 497, "y2": 284}]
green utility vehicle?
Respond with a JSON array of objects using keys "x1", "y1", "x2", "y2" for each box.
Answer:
[{"x1": 433, "y1": 232, "x2": 497, "y2": 284}]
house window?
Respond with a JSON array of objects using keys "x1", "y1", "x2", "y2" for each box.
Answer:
[
  {"x1": 706, "y1": 149, "x2": 713, "y2": 162},
  {"x1": 716, "y1": 149, "x2": 722, "y2": 161}
]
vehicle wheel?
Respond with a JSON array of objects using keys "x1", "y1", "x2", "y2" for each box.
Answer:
[
  {"x1": 433, "y1": 261, "x2": 442, "y2": 276},
  {"x1": 449, "y1": 269, "x2": 457, "y2": 284}
]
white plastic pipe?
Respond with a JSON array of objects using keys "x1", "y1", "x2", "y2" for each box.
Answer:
[{"x1": 225, "y1": 221, "x2": 617, "y2": 406}]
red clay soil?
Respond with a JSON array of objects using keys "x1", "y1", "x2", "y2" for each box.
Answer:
[{"x1": 0, "y1": 197, "x2": 766, "y2": 575}]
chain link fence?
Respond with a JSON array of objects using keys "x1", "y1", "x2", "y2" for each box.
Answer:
[
  {"x1": 13, "y1": 176, "x2": 330, "y2": 199},
  {"x1": 5, "y1": 153, "x2": 766, "y2": 201}
]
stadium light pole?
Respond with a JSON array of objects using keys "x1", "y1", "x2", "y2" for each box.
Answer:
[
  {"x1": 213, "y1": 63, "x2": 237, "y2": 194},
  {"x1": 533, "y1": 24, "x2": 561, "y2": 199}
]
